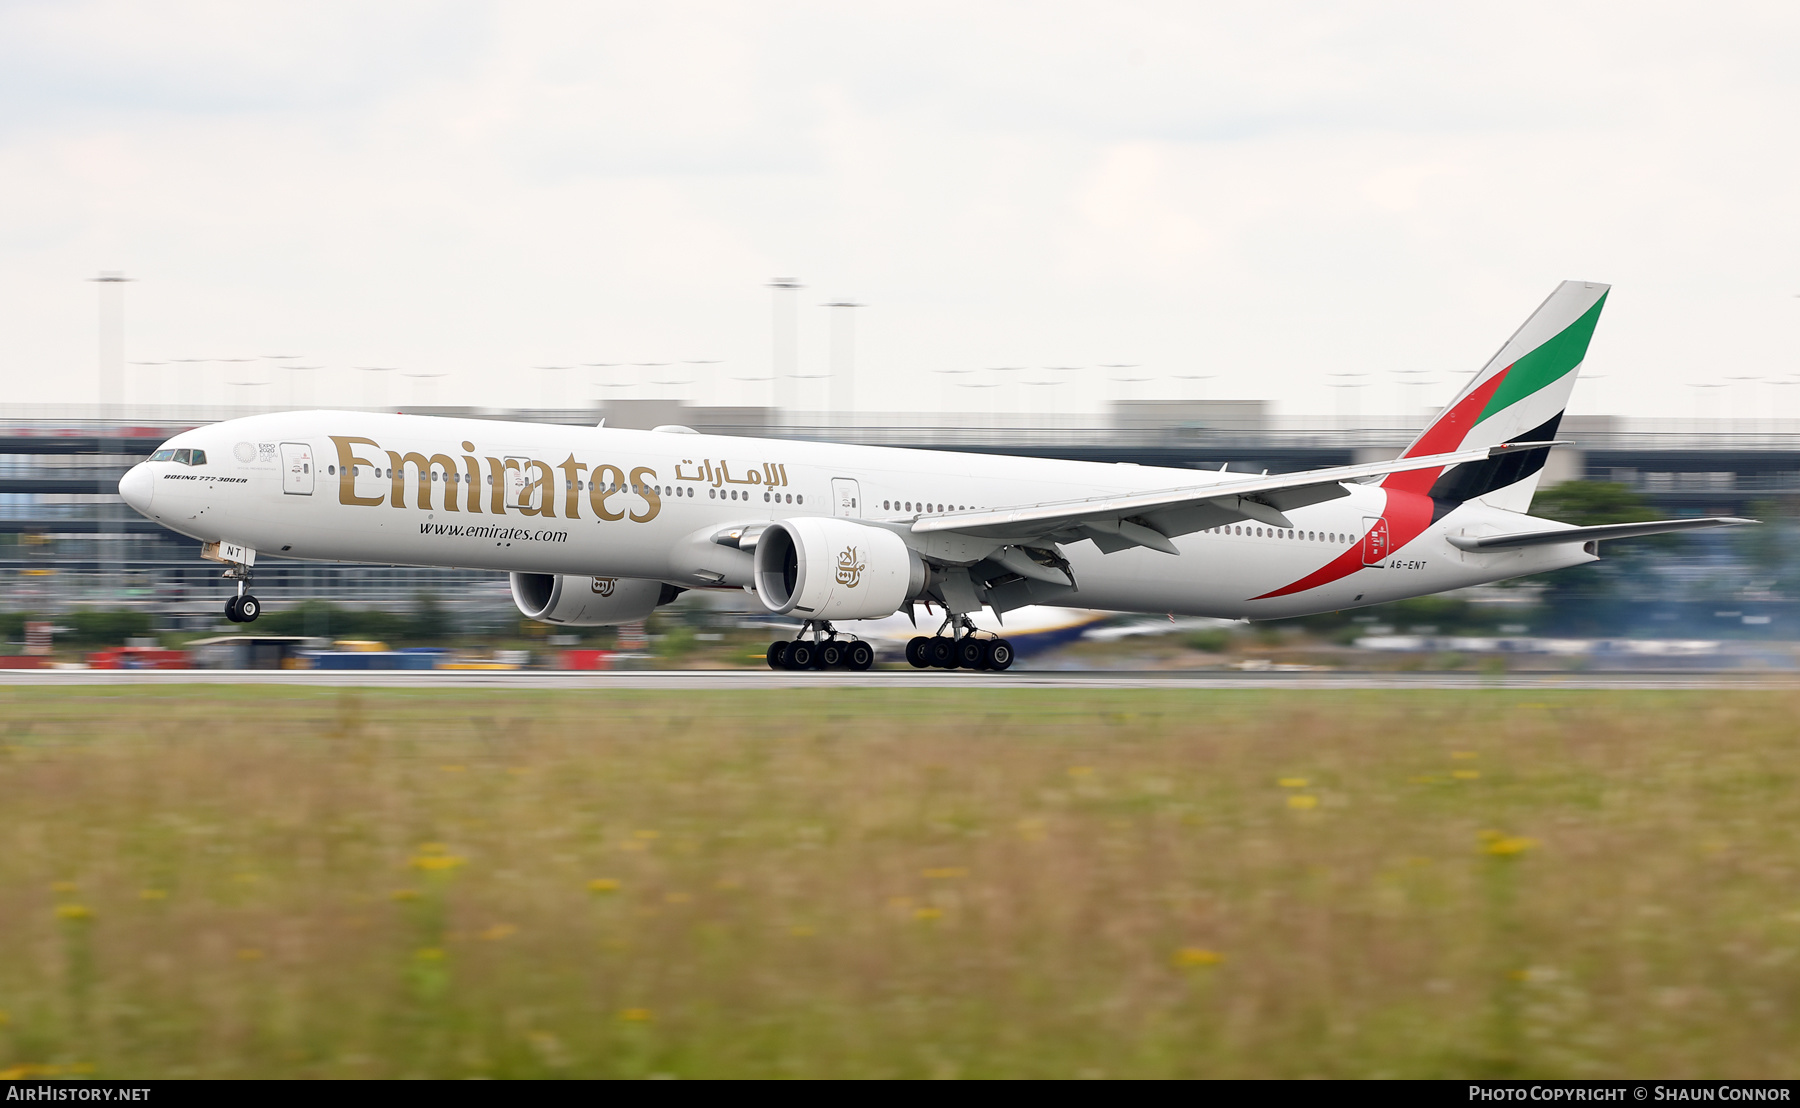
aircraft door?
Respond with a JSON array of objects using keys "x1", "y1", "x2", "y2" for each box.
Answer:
[
  {"x1": 1361, "y1": 516, "x2": 1390, "y2": 566},
  {"x1": 831, "y1": 478, "x2": 861, "y2": 518},
  {"x1": 279, "y1": 443, "x2": 314, "y2": 495},
  {"x1": 505, "y1": 455, "x2": 533, "y2": 511}
]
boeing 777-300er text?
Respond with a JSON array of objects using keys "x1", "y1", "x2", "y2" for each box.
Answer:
[{"x1": 118, "y1": 281, "x2": 1750, "y2": 672}]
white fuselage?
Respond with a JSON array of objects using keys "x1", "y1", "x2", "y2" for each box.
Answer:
[{"x1": 120, "y1": 410, "x2": 1594, "y2": 620}]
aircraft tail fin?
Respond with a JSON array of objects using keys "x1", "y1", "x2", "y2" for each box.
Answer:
[{"x1": 1383, "y1": 281, "x2": 1609, "y2": 513}]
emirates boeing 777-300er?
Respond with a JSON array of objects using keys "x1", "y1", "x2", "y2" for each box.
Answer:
[{"x1": 117, "y1": 281, "x2": 1749, "y2": 672}]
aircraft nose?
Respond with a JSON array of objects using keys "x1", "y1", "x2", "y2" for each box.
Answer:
[{"x1": 118, "y1": 462, "x2": 155, "y2": 516}]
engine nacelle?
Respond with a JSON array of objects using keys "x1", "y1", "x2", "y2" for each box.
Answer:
[
  {"x1": 753, "y1": 517, "x2": 921, "y2": 620},
  {"x1": 510, "y1": 573, "x2": 680, "y2": 626}
]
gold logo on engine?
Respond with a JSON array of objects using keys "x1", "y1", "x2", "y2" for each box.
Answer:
[
  {"x1": 835, "y1": 547, "x2": 865, "y2": 588},
  {"x1": 591, "y1": 576, "x2": 617, "y2": 597}
]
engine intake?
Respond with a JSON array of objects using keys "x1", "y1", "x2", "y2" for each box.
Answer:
[
  {"x1": 510, "y1": 573, "x2": 681, "y2": 626},
  {"x1": 753, "y1": 517, "x2": 921, "y2": 620}
]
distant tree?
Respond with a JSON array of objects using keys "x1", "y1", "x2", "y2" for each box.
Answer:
[
  {"x1": 1527, "y1": 480, "x2": 1672, "y2": 633},
  {"x1": 408, "y1": 592, "x2": 452, "y2": 641},
  {"x1": 66, "y1": 608, "x2": 152, "y2": 645}
]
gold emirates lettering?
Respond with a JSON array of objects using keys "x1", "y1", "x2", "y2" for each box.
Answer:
[
  {"x1": 329, "y1": 435, "x2": 662, "y2": 523},
  {"x1": 836, "y1": 546, "x2": 865, "y2": 588}
]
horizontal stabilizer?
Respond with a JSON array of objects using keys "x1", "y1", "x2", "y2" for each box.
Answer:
[{"x1": 1448, "y1": 517, "x2": 1755, "y2": 552}]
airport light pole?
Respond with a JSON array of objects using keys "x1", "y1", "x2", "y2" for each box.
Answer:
[
  {"x1": 823, "y1": 301, "x2": 863, "y2": 424},
  {"x1": 768, "y1": 278, "x2": 803, "y2": 421},
  {"x1": 403, "y1": 372, "x2": 449, "y2": 411},
  {"x1": 88, "y1": 271, "x2": 131, "y2": 608}
]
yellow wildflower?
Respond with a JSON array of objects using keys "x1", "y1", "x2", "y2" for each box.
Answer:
[
  {"x1": 0, "y1": 1010, "x2": 10, "y2": 1027},
  {"x1": 236, "y1": 948, "x2": 264, "y2": 961},
  {"x1": 632, "y1": 829, "x2": 660, "y2": 840},
  {"x1": 1278, "y1": 777, "x2": 1309, "y2": 788},
  {"x1": 54, "y1": 904, "x2": 91, "y2": 921},
  {"x1": 1484, "y1": 835, "x2": 1538, "y2": 856},
  {"x1": 410, "y1": 853, "x2": 466, "y2": 871},
  {"x1": 1287, "y1": 794, "x2": 1319, "y2": 811},
  {"x1": 1452, "y1": 770, "x2": 1481, "y2": 780},
  {"x1": 619, "y1": 1008, "x2": 654, "y2": 1023},
  {"x1": 480, "y1": 924, "x2": 517, "y2": 941},
  {"x1": 1066, "y1": 766, "x2": 1094, "y2": 778},
  {"x1": 922, "y1": 867, "x2": 968, "y2": 879},
  {"x1": 417, "y1": 842, "x2": 450, "y2": 854},
  {"x1": 588, "y1": 878, "x2": 620, "y2": 893},
  {"x1": 665, "y1": 892, "x2": 692, "y2": 904},
  {"x1": 139, "y1": 888, "x2": 168, "y2": 901},
  {"x1": 414, "y1": 947, "x2": 446, "y2": 961},
  {"x1": 789, "y1": 925, "x2": 816, "y2": 937},
  {"x1": 391, "y1": 888, "x2": 421, "y2": 901},
  {"x1": 1451, "y1": 751, "x2": 1478, "y2": 760},
  {"x1": 50, "y1": 881, "x2": 77, "y2": 894},
  {"x1": 913, "y1": 906, "x2": 944, "y2": 921},
  {"x1": 1172, "y1": 947, "x2": 1223, "y2": 968}
]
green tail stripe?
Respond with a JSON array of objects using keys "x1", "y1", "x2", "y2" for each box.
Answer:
[{"x1": 1476, "y1": 290, "x2": 1608, "y2": 423}]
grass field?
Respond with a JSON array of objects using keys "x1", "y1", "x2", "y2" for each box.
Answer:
[{"x1": 2, "y1": 687, "x2": 1797, "y2": 1078}]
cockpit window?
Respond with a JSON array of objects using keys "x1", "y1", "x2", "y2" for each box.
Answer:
[
  {"x1": 172, "y1": 449, "x2": 191, "y2": 465},
  {"x1": 188, "y1": 449, "x2": 206, "y2": 466},
  {"x1": 150, "y1": 449, "x2": 175, "y2": 461}
]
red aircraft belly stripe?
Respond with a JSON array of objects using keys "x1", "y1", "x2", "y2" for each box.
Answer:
[
  {"x1": 1251, "y1": 369, "x2": 1509, "y2": 601},
  {"x1": 1251, "y1": 531, "x2": 1376, "y2": 600}
]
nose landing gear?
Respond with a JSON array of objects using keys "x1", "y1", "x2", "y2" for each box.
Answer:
[
  {"x1": 906, "y1": 615, "x2": 1014, "y2": 671},
  {"x1": 221, "y1": 565, "x2": 261, "y2": 624}
]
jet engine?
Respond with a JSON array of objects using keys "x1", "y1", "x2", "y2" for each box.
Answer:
[
  {"x1": 509, "y1": 573, "x2": 682, "y2": 626},
  {"x1": 753, "y1": 517, "x2": 922, "y2": 620}
]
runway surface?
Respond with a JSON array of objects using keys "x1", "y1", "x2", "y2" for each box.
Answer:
[{"x1": 2, "y1": 668, "x2": 1796, "y2": 690}]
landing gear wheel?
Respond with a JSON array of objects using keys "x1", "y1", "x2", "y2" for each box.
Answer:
[
  {"x1": 927, "y1": 636, "x2": 958, "y2": 669},
  {"x1": 787, "y1": 641, "x2": 818, "y2": 670},
  {"x1": 236, "y1": 594, "x2": 261, "y2": 623},
  {"x1": 906, "y1": 636, "x2": 932, "y2": 668},
  {"x1": 955, "y1": 637, "x2": 987, "y2": 669},
  {"x1": 820, "y1": 641, "x2": 847, "y2": 669},
  {"x1": 846, "y1": 641, "x2": 875, "y2": 671},
  {"x1": 982, "y1": 637, "x2": 1015, "y2": 672},
  {"x1": 224, "y1": 596, "x2": 242, "y2": 623},
  {"x1": 767, "y1": 641, "x2": 790, "y2": 670}
]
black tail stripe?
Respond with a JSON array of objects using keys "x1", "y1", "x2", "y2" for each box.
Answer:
[{"x1": 1428, "y1": 411, "x2": 1564, "y2": 522}]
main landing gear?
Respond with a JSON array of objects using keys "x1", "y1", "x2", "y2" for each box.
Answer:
[
  {"x1": 905, "y1": 615, "x2": 1014, "y2": 672},
  {"x1": 766, "y1": 621, "x2": 875, "y2": 671},
  {"x1": 222, "y1": 564, "x2": 261, "y2": 624}
]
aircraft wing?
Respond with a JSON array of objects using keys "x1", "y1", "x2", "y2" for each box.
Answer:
[
  {"x1": 910, "y1": 441, "x2": 1562, "y2": 555},
  {"x1": 1447, "y1": 516, "x2": 1755, "y2": 551}
]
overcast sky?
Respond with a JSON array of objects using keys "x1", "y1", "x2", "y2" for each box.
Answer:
[{"x1": 1, "y1": 1, "x2": 1795, "y2": 419}]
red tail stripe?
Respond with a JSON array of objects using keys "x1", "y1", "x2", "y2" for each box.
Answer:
[{"x1": 1381, "y1": 368, "x2": 1509, "y2": 496}]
